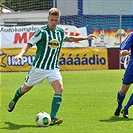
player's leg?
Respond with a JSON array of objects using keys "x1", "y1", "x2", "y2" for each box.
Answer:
[
  {"x1": 48, "y1": 69, "x2": 63, "y2": 125},
  {"x1": 50, "y1": 79, "x2": 63, "y2": 125},
  {"x1": 121, "y1": 93, "x2": 133, "y2": 118},
  {"x1": 117, "y1": 84, "x2": 130, "y2": 108},
  {"x1": 12, "y1": 85, "x2": 33, "y2": 102},
  {"x1": 114, "y1": 84, "x2": 130, "y2": 116},
  {"x1": 120, "y1": 74, "x2": 133, "y2": 118},
  {"x1": 51, "y1": 81, "x2": 63, "y2": 117},
  {"x1": 8, "y1": 85, "x2": 33, "y2": 112},
  {"x1": 114, "y1": 71, "x2": 132, "y2": 117},
  {"x1": 123, "y1": 93, "x2": 133, "y2": 110},
  {"x1": 8, "y1": 67, "x2": 43, "y2": 112}
]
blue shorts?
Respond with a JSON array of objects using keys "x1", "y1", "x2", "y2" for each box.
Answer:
[
  {"x1": 122, "y1": 75, "x2": 133, "y2": 85},
  {"x1": 122, "y1": 59, "x2": 133, "y2": 85}
]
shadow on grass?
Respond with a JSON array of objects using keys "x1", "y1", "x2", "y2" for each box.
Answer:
[
  {"x1": 0, "y1": 122, "x2": 37, "y2": 130},
  {"x1": 100, "y1": 116, "x2": 133, "y2": 122}
]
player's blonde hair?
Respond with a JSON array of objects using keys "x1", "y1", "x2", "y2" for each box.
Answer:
[{"x1": 48, "y1": 8, "x2": 61, "y2": 16}]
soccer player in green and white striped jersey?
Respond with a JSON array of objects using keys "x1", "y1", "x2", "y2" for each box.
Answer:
[
  {"x1": 8, "y1": 8, "x2": 96, "y2": 125},
  {"x1": 28, "y1": 25, "x2": 66, "y2": 70}
]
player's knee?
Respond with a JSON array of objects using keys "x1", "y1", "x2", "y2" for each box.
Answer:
[
  {"x1": 120, "y1": 84, "x2": 130, "y2": 94},
  {"x1": 60, "y1": 87, "x2": 63, "y2": 93},
  {"x1": 55, "y1": 87, "x2": 63, "y2": 94},
  {"x1": 21, "y1": 85, "x2": 32, "y2": 93}
]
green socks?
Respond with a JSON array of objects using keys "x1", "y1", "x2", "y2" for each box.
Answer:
[
  {"x1": 12, "y1": 89, "x2": 62, "y2": 118},
  {"x1": 50, "y1": 94, "x2": 62, "y2": 118},
  {"x1": 13, "y1": 87, "x2": 24, "y2": 102}
]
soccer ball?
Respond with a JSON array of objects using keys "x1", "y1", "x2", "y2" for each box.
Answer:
[{"x1": 35, "y1": 112, "x2": 51, "y2": 127}]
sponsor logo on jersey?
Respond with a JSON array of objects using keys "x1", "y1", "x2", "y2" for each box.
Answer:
[{"x1": 48, "y1": 39, "x2": 59, "y2": 49}]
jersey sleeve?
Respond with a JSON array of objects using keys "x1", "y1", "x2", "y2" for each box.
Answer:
[
  {"x1": 120, "y1": 32, "x2": 133, "y2": 50},
  {"x1": 28, "y1": 29, "x2": 42, "y2": 46}
]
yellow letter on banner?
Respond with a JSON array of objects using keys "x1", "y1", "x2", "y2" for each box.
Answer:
[{"x1": 59, "y1": 47, "x2": 108, "y2": 70}]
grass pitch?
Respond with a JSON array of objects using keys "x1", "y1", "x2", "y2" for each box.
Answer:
[{"x1": 0, "y1": 70, "x2": 133, "y2": 133}]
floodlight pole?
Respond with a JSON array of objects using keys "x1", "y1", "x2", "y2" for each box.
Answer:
[
  {"x1": 119, "y1": 9, "x2": 123, "y2": 69},
  {"x1": 53, "y1": 0, "x2": 57, "y2": 8},
  {"x1": 119, "y1": 9, "x2": 123, "y2": 45}
]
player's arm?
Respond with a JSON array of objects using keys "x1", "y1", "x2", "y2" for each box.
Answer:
[
  {"x1": 64, "y1": 34, "x2": 96, "y2": 42},
  {"x1": 120, "y1": 32, "x2": 133, "y2": 57},
  {"x1": 13, "y1": 43, "x2": 31, "y2": 61},
  {"x1": 120, "y1": 50, "x2": 130, "y2": 57},
  {"x1": 13, "y1": 29, "x2": 42, "y2": 62}
]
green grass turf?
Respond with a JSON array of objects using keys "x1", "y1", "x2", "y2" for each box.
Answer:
[{"x1": 0, "y1": 70, "x2": 133, "y2": 133}]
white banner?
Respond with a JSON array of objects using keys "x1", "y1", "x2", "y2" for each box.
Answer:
[
  {"x1": 0, "y1": 25, "x2": 88, "y2": 48},
  {"x1": 59, "y1": 25, "x2": 88, "y2": 47}
]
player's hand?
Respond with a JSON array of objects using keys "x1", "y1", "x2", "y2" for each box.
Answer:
[
  {"x1": 87, "y1": 34, "x2": 96, "y2": 40},
  {"x1": 120, "y1": 50, "x2": 130, "y2": 56},
  {"x1": 13, "y1": 54, "x2": 23, "y2": 62}
]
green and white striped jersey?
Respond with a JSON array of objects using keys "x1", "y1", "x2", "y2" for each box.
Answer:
[{"x1": 28, "y1": 25, "x2": 69, "y2": 70}]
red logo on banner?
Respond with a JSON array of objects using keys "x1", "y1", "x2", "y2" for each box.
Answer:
[{"x1": 14, "y1": 32, "x2": 34, "y2": 44}]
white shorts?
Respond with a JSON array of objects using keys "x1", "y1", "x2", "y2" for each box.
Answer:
[{"x1": 24, "y1": 66, "x2": 62, "y2": 87}]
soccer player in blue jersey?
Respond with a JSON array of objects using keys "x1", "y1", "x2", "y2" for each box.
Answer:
[
  {"x1": 8, "y1": 8, "x2": 96, "y2": 125},
  {"x1": 114, "y1": 32, "x2": 133, "y2": 118}
]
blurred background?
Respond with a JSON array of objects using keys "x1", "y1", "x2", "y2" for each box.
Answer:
[
  {"x1": 0, "y1": 0, "x2": 132, "y2": 71},
  {"x1": 1, "y1": 0, "x2": 132, "y2": 46}
]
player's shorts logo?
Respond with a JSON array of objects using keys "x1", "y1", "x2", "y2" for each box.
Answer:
[
  {"x1": 0, "y1": 50, "x2": 6, "y2": 68},
  {"x1": 48, "y1": 39, "x2": 59, "y2": 49}
]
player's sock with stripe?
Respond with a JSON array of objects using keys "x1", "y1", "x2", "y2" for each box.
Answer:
[
  {"x1": 124, "y1": 93, "x2": 133, "y2": 110},
  {"x1": 13, "y1": 87, "x2": 24, "y2": 102},
  {"x1": 50, "y1": 94, "x2": 62, "y2": 118},
  {"x1": 117, "y1": 91, "x2": 125, "y2": 109}
]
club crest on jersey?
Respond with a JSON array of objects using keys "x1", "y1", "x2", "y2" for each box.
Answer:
[{"x1": 48, "y1": 39, "x2": 59, "y2": 49}]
